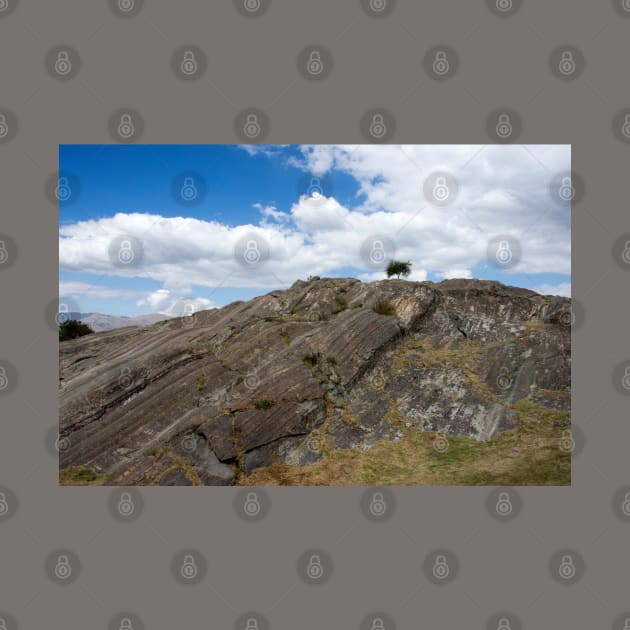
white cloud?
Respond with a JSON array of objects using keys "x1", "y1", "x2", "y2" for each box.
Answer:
[
  {"x1": 159, "y1": 297, "x2": 215, "y2": 317},
  {"x1": 137, "y1": 289, "x2": 172, "y2": 310},
  {"x1": 532, "y1": 282, "x2": 571, "y2": 297},
  {"x1": 137, "y1": 289, "x2": 216, "y2": 315},
  {"x1": 436, "y1": 268, "x2": 473, "y2": 280},
  {"x1": 60, "y1": 145, "x2": 570, "y2": 299},
  {"x1": 59, "y1": 281, "x2": 137, "y2": 300},
  {"x1": 254, "y1": 203, "x2": 289, "y2": 224}
]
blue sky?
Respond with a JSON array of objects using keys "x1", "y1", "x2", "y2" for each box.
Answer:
[{"x1": 59, "y1": 144, "x2": 571, "y2": 317}]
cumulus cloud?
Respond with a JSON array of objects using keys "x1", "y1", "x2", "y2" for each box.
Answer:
[
  {"x1": 60, "y1": 145, "x2": 570, "y2": 297},
  {"x1": 137, "y1": 289, "x2": 172, "y2": 310},
  {"x1": 136, "y1": 289, "x2": 216, "y2": 315}
]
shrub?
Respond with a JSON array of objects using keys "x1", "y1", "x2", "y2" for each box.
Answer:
[
  {"x1": 373, "y1": 299, "x2": 396, "y2": 316},
  {"x1": 303, "y1": 352, "x2": 320, "y2": 366},
  {"x1": 59, "y1": 319, "x2": 94, "y2": 342},
  {"x1": 335, "y1": 295, "x2": 348, "y2": 311},
  {"x1": 254, "y1": 398, "x2": 274, "y2": 410}
]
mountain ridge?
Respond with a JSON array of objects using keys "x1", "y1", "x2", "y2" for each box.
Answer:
[{"x1": 58, "y1": 278, "x2": 571, "y2": 486}]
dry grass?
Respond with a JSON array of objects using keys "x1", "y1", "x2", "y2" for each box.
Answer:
[{"x1": 239, "y1": 400, "x2": 571, "y2": 486}]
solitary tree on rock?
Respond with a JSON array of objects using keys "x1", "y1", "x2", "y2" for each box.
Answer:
[{"x1": 386, "y1": 260, "x2": 412, "y2": 279}]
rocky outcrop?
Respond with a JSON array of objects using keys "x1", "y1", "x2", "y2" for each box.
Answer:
[{"x1": 58, "y1": 278, "x2": 571, "y2": 485}]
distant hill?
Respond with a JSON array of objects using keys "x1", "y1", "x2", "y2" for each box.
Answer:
[{"x1": 64, "y1": 312, "x2": 172, "y2": 332}]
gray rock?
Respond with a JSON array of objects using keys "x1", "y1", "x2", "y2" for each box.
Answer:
[{"x1": 59, "y1": 278, "x2": 570, "y2": 483}]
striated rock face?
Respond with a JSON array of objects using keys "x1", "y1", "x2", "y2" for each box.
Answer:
[{"x1": 58, "y1": 278, "x2": 571, "y2": 485}]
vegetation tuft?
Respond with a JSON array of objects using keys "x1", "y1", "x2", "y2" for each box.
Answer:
[
  {"x1": 59, "y1": 319, "x2": 94, "y2": 342},
  {"x1": 373, "y1": 299, "x2": 396, "y2": 316}
]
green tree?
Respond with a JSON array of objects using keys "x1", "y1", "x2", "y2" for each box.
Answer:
[
  {"x1": 386, "y1": 260, "x2": 412, "y2": 279},
  {"x1": 59, "y1": 319, "x2": 94, "y2": 342}
]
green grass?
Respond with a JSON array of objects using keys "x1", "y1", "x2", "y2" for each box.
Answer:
[{"x1": 59, "y1": 466, "x2": 108, "y2": 486}]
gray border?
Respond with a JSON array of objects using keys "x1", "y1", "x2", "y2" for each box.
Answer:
[{"x1": 0, "y1": 0, "x2": 627, "y2": 627}]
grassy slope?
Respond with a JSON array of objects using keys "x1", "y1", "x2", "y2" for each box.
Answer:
[
  {"x1": 240, "y1": 399, "x2": 571, "y2": 486},
  {"x1": 240, "y1": 334, "x2": 571, "y2": 487}
]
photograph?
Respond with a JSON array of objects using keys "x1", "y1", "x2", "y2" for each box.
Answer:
[{"x1": 57, "y1": 144, "x2": 571, "y2": 486}]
